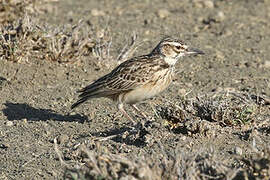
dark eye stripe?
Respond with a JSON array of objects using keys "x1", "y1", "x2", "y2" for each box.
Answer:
[{"x1": 174, "y1": 45, "x2": 185, "y2": 51}]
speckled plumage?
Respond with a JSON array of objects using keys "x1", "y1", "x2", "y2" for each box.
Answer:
[{"x1": 71, "y1": 37, "x2": 204, "y2": 121}]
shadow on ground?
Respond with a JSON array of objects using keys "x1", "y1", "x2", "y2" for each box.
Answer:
[{"x1": 2, "y1": 102, "x2": 88, "y2": 123}]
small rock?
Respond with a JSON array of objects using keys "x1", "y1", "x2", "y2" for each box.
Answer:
[
  {"x1": 119, "y1": 175, "x2": 137, "y2": 180},
  {"x1": 193, "y1": 1, "x2": 203, "y2": 8},
  {"x1": 215, "y1": 50, "x2": 225, "y2": 60},
  {"x1": 193, "y1": 26, "x2": 201, "y2": 33},
  {"x1": 137, "y1": 166, "x2": 153, "y2": 179},
  {"x1": 180, "y1": 136, "x2": 187, "y2": 141},
  {"x1": 58, "y1": 134, "x2": 69, "y2": 144},
  {"x1": 22, "y1": 118, "x2": 28, "y2": 123},
  {"x1": 234, "y1": 147, "x2": 243, "y2": 155},
  {"x1": 96, "y1": 29, "x2": 105, "y2": 38},
  {"x1": 178, "y1": 88, "x2": 187, "y2": 96},
  {"x1": 245, "y1": 48, "x2": 252, "y2": 53},
  {"x1": 6, "y1": 121, "x2": 13, "y2": 127},
  {"x1": 216, "y1": 11, "x2": 226, "y2": 22},
  {"x1": 157, "y1": 9, "x2": 170, "y2": 19},
  {"x1": 212, "y1": 87, "x2": 223, "y2": 92},
  {"x1": 69, "y1": 111, "x2": 76, "y2": 115},
  {"x1": 197, "y1": 16, "x2": 204, "y2": 23},
  {"x1": 144, "y1": 30, "x2": 150, "y2": 35},
  {"x1": 223, "y1": 87, "x2": 236, "y2": 92},
  {"x1": 263, "y1": 61, "x2": 270, "y2": 68},
  {"x1": 115, "y1": 6, "x2": 123, "y2": 16},
  {"x1": 91, "y1": 9, "x2": 105, "y2": 16},
  {"x1": 185, "y1": 83, "x2": 193, "y2": 88},
  {"x1": 223, "y1": 29, "x2": 232, "y2": 37},
  {"x1": 203, "y1": 0, "x2": 214, "y2": 8}
]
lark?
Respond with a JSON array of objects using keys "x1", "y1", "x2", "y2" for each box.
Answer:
[{"x1": 71, "y1": 37, "x2": 204, "y2": 122}]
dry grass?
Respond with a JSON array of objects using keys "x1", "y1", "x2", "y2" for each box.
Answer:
[
  {"x1": 0, "y1": 0, "x2": 55, "y2": 25},
  {"x1": 157, "y1": 91, "x2": 269, "y2": 132},
  {"x1": 57, "y1": 141, "x2": 238, "y2": 180},
  {"x1": 0, "y1": 16, "x2": 141, "y2": 64},
  {"x1": 55, "y1": 138, "x2": 261, "y2": 180},
  {"x1": 0, "y1": 16, "x2": 95, "y2": 63}
]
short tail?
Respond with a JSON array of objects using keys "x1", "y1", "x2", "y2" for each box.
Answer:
[
  {"x1": 71, "y1": 98, "x2": 88, "y2": 109},
  {"x1": 71, "y1": 82, "x2": 112, "y2": 110},
  {"x1": 71, "y1": 92, "x2": 103, "y2": 110}
]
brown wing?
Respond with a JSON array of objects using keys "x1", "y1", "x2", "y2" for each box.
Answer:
[{"x1": 105, "y1": 55, "x2": 162, "y2": 91}]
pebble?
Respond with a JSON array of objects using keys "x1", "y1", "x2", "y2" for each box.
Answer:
[
  {"x1": 119, "y1": 175, "x2": 137, "y2": 180},
  {"x1": 144, "y1": 30, "x2": 150, "y2": 35},
  {"x1": 212, "y1": 87, "x2": 222, "y2": 92},
  {"x1": 234, "y1": 147, "x2": 243, "y2": 155},
  {"x1": 215, "y1": 50, "x2": 225, "y2": 60},
  {"x1": 193, "y1": 1, "x2": 203, "y2": 8},
  {"x1": 223, "y1": 29, "x2": 233, "y2": 37},
  {"x1": 91, "y1": 9, "x2": 105, "y2": 17},
  {"x1": 216, "y1": 11, "x2": 226, "y2": 22},
  {"x1": 69, "y1": 111, "x2": 76, "y2": 115},
  {"x1": 178, "y1": 88, "x2": 187, "y2": 96},
  {"x1": 180, "y1": 136, "x2": 187, "y2": 141},
  {"x1": 6, "y1": 121, "x2": 13, "y2": 127},
  {"x1": 137, "y1": 166, "x2": 153, "y2": 179},
  {"x1": 96, "y1": 29, "x2": 105, "y2": 38},
  {"x1": 58, "y1": 134, "x2": 69, "y2": 144},
  {"x1": 22, "y1": 118, "x2": 28, "y2": 123},
  {"x1": 203, "y1": 0, "x2": 214, "y2": 8},
  {"x1": 197, "y1": 16, "x2": 204, "y2": 23},
  {"x1": 157, "y1": 9, "x2": 170, "y2": 19},
  {"x1": 185, "y1": 83, "x2": 193, "y2": 88},
  {"x1": 263, "y1": 61, "x2": 270, "y2": 68},
  {"x1": 223, "y1": 87, "x2": 236, "y2": 92}
]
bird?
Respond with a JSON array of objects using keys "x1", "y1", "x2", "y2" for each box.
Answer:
[{"x1": 71, "y1": 37, "x2": 204, "y2": 123}]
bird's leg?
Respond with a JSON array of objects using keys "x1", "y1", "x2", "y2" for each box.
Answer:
[
  {"x1": 118, "y1": 103, "x2": 136, "y2": 125},
  {"x1": 131, "y1": 104, "x2": 148, "y2": 119}
]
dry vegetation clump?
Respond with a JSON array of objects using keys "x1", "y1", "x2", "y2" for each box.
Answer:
[
  {"x1": 157, "y1": 91, "x2": 269, "y2": 131},
  {"x1": 0, "y1": 18, "x2": 141, "y2": 64},
  {"x1": 56, "y1": 131, "x2": 270, "y2": 180},
  {"x1": 57, "y1": 140, "x2": 241, "y2": 180},
  {"x1": 58, "y1": 142, "x2": 163, "y2": 180},
  {"x1": 0, "y1": 16, "x2": 97, "y2": 63},
  {"x1": 0, "y1": 0, "x2": 54, "y2": 25},
  {"x1": 0, "y1": 0, "x2": 31, "y2": 25}
]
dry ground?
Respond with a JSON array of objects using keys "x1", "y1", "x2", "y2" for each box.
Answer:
[{"x1": 1, "y1": 0, "x2": 270, "y2": 179}]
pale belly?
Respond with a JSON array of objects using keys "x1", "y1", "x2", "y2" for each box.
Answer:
[{"x1": 123, "y1": 71, "x2": 173, "y2": 104}]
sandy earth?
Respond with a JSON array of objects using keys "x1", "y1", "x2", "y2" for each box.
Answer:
[{"x1": 1, "y1": 0, "x2": 270, "y2": 179}]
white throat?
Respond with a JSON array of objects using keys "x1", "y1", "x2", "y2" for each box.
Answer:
[{"x1": 164, "y1": 56, "x2": 178, "y2": 66}]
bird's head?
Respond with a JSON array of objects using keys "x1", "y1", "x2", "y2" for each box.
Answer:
[{"x1": 151, "y1": 37, "x2": 204, "y2": 66}]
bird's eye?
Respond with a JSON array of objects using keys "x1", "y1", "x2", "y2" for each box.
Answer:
[{"x1": 175, "y1": 46, "x2": 182, "y2": 50}]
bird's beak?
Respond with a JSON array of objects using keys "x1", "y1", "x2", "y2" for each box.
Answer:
[{"x1": 185, "y1": 47, "x2": 205, "y2": 55}]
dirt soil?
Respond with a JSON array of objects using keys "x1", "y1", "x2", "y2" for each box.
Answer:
[{"x1": 1, "y1": 0, "x2": 270, "y2": 179}]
